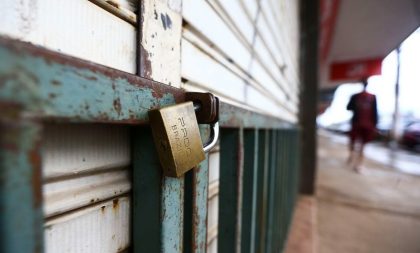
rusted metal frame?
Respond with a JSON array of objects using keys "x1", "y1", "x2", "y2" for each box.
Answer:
[
  {"x1": 0, "y1": 106, "x2": 43, "y2": 253},
  {"x1": 265, "y1": 130, "x2": 278, "y2": 253},
  {"x1": 218, "y1": 128, "x2": 243, "y2": 253},
  {"x1": 0, "y1": 36, "x2": 291, "y2": 129},
  {"x1": 240, "y1": 129, "x2": 259, "y2": 253},
  {"x1": 184, "y1": 126, "x2": 210, "y2": 253},
  {"x1": 0, "y1": 36, "x2": 185, "y2": 124}
]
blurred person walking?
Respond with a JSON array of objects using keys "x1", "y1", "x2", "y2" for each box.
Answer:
[{"x1": 346, "y1": 79, "x2": 378, "y2": 172}]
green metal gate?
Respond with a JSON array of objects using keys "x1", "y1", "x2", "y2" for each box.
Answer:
[{"x1": 0, "y1": 35, "x2": 299, "y2": 253}]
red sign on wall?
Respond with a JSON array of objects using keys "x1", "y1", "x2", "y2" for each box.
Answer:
[{"x1": 330, "y1": 58, "x2": 382, "y2": 81}]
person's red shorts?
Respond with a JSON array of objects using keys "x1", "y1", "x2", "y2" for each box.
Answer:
[{"x1": 350, "y1": 126, "x2": 376, "y2": 143}]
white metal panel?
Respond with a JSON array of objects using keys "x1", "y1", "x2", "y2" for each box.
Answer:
[
  {"x1": 182, "y1": 0, "x2": 301, "y2": 122},
  {"x1": 208, "y1": 150, "x2": 220, "y2": 183},
  {"x1": 181, "y1": 39, "x2": 246, "y2": 102},
  {"x1": 44, "y1": 169, "x2": 131, "y2": 218},
  {"x1": 42, "y1": 124, "x2": 131, "y2": 252},
  {"x1": 207, "y1": 238, "x2": 218, "y2": 253},
  {"x1": 42, "y1": 124, "x2": 130, "y2": 179},
  {"x1": 45, "y1": 196, "x2": 130, "y2": 253},
  {"x1": 0, "y1": 0, "x2": 136, "y2": 73},
  {"x1": 183, "y1": 0, "x2": 252, "y2": 71},
  {"x1": 207, "y1": 196, "x2": 219, "y2": 237},
  {"x1": 247, "y1": 86, "x2": 296, "y2": 122},
  {"x1": 215, "y1": 0, "x2": 255, "y2": 45}
]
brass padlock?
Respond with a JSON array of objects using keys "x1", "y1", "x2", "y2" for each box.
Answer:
[{"x1": 149, "y1": 101, "x2": 218, "y2": 177}]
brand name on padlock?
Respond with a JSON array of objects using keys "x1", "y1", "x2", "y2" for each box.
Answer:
[{"x1": 149, "y1": 102, "x2": 205, "y2": 177}]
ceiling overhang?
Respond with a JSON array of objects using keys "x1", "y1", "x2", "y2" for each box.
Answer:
[{"x1": 319, "y1": 0, "x2": 420, "y2": 89}]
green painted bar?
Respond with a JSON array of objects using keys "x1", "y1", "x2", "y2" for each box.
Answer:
[
  {"x1": 161, "y1": 177, "x2": 184, "y2": 252},
  {"x1": 258, "y1": 130, "x2": 270, "y2": 253},
  {"x1": 266, "y1": 130, "x2": 278, "y2": 253},
  {"x1": 279, "y1": 130, "x2": 289, "y2": 252},
  {"x1": 133, "y1": 126, "x2": 184, "y2": 253},
  {"x1": 241, "y1": 129, "x2": 258, "y2": 253},
  {"x1": 218, "y1": 128, "x2": 241, "y2": 253},
  {"x1": 191, "y1": 155, "x2": 209, "y2": 253},
  {"x1": 255, "y1": 129, "x2": 268, "y2": 253},
  {"x1": 132, "y1": 127, "x2": 162, "y2": 253},
  {"x1": 0, "y1": 116, "x2": 43, "y2": 253},
  {"x1": 274, "y1": 130, "x2": 283, "y2": 252},
  {"x1": 249, "y1": 129, "x2": 259, "y2": 253},
  {"x1": 184, "y1": 126, "x2": 210, "y2": 253}
]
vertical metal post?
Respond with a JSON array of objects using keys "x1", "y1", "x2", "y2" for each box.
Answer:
[
  {"x1": 298, "y1": 0, "x2": 320, "y2": 195},
  {"x1": 259, "y1": 130, "x2": 270, "y2": 253},
  {"x1": 255, "y1": 129, "x2": 268, "y2": 253},
  {"x1": 133, "y1": 127, "x2": 184, "y2": 253},
  {"x1": 249, "y1": 129, "x2": 259, "y2": 253},
  {"x1": 190, "y1": 156, "x2": 209, "y2": 253},
  {"x1": 218, "y1": 128, "x2": 243, "y2": 253},
  {"x1": 266, "y1": 130, "x2": 277, "y2": 253},
  {"x1": 391, "y1": 46, "x2": 401, "y2": 147},
  {"x1": 241, "y1": 129, "x2": 259, "y2": 253},
  {"x1": 0, "y1": 107, "x2": 44, "y2": 253}
]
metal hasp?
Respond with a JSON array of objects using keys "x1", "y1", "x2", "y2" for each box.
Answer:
[{"x1": 186, "y1": 92, "x2": 220, "y2": 153}]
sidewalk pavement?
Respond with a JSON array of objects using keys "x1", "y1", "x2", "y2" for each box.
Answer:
[{"x1": 285, "y1": 130, "x2": 420, "y2": 253}]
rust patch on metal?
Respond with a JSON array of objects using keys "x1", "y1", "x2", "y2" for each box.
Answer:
[
  {"x1": 113, "y1": 98, "x2": 122, "y2": 115},
  {"x1": 106, "y1": 0, "x2": 120, "y2": 9},
  {"x1": 30, "y1": 141, "x2": 43, "y2": 208},
  {"x1": 113, "y1": 198, "x2": 119, "y2": 209},
  {"x1": 139, "y1": 44, "x2": 152, "y2": 79},
  {"x1": 51, "y1": 79, "x2": 61, "y2": 86}
]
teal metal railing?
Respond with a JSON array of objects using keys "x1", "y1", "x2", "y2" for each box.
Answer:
[{"x1": 0, "y1": 36, "x2": 300, "y2": 253}]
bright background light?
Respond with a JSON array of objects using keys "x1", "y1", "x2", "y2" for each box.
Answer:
[{"x1": 318, "y1": 28, "x2": 420, "y2": 127}]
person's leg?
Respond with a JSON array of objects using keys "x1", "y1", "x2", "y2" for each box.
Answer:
[
  {"x1": 347, "y1": 131, "x2": 356, "y2": 164},
  {"x1": 354, "y1": 142, "x2": 365, "y2": 173},
  {"x1": 354, "y1": 128, "x2": 372, "y2": 173}
]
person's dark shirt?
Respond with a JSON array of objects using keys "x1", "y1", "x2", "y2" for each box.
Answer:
[{"x1": 347, "y1": 91, "x2": 378, "y2": 128}]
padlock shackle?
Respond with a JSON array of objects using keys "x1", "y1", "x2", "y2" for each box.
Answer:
[{"x1": 203, "y1": 122, "x2": 219, "y2": 153}]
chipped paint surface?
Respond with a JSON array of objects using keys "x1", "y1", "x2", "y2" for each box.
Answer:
[
  {"x1": 0, "y1": 108, "x2": 44, "y2": 253},
  {"x1": 0, "y1": 36, "x2": 184, "y2": 123},
  {"x1": 139, "y1": 0, "x2": 182, "y2": 87},
  {"x1": 0, "y1": 37, "x2": 293, "y2": 129},
  {"x1": 192, "y1": 155, "x2": 209, "y2": 253}
]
